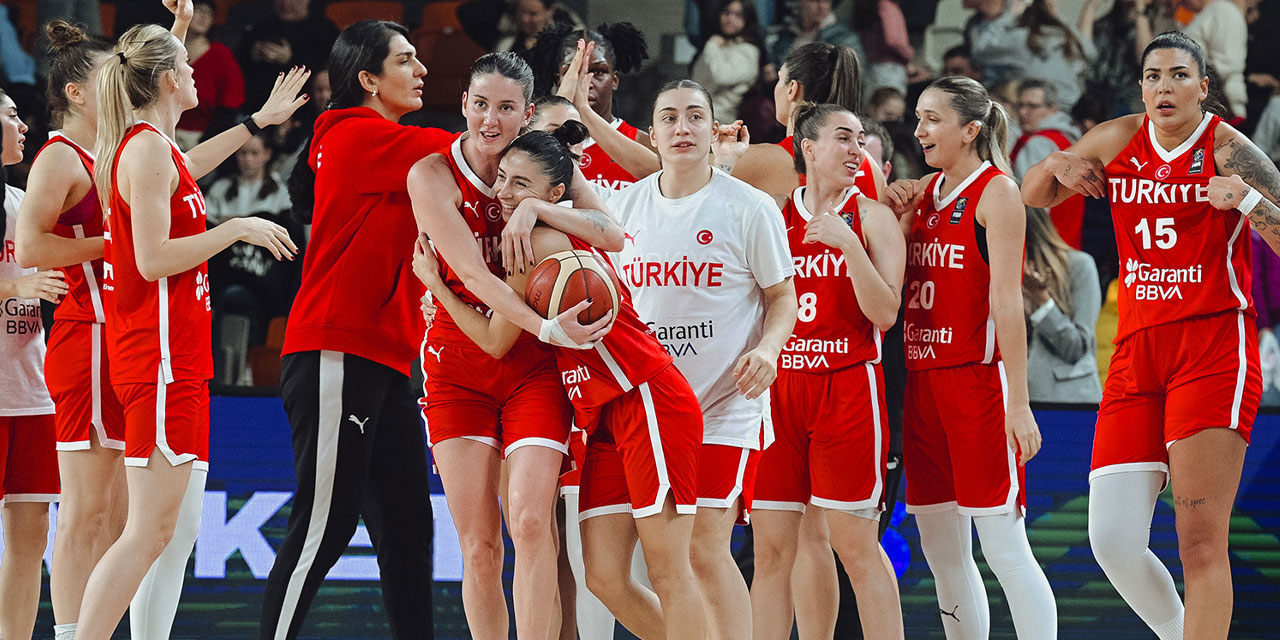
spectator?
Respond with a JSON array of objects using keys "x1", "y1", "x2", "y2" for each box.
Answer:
[
  {"x1": 1013, "y1": 79, "x2": 1086, "y2": 247},
  {"x1": 206, "y1": 135, "x2": 292, "y2": 226},
  {"x1": 862, "y1": 117, "x2": 895, "y2": 179},
  {"x1": 1078, "y1": 0, "x2": 1143, "y2": 116},
  {"x1": 498, "y1": 0, "x2": 584, "y2": 54},
  {"x1": 768, "y1": 0, "x2": 866, "y2": 68},
  {"x1": 941, "y1": 43, "x2": 983, "y2": 81},
  {"x1": 854, "y1": 0, "x2": 914, "y2": 93},
  {"x1": 1182, "y1": 0, "x2": 1249, "y2": 117},
  {"x1": 1254, "y1": 230, "x2": 1280, "y2": 406},
  {"x1": 0, "y1": 5, "x2": 34, "y2": 87},
  {"x1": 237, "y1": 0, "x2": 339, "y2": 111},
  {"x1": 691, "y1": 0, "x2": 766, "y2": 120},
  {"x1": 1016, "y1": 0, "x2": 1094, "y2": 108},
  {"x1": 963, "y1": 0, "x2": 1030, "y2": 86},
  {"x1": 1244, "y1": 0, "x2": 1275, "y2": 130},
  {"x1": 868, "y1": 85, "x2": 905, "y2": 123},
  {"x1": 686, "y1": 0, "x2": 776, "y2": 48},
  {"x1": 176, "y1": 1, "x2": 246, "y2": 150},
  {"x1": 1023, "y1": 207, "x2": 1103, "y2": 404},
  {"x1": 990, "y1": 77, "x2": 1023, "y2": 141}
]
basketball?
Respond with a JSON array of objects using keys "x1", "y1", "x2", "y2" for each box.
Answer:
[{"x1": 525, "y1": 249, "x2": 620, "y2": 324}]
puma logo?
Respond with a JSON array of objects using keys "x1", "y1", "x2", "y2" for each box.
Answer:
[
  {"x1": 425, "y1": 345, "x2": 443, "y2": 362},
  {"x1": 623, "y1": 230, "x2": 640, "y2": 246},
  {"x1": 1130, "y1": 157, "x2": 1148, "y2": 171},
  {"x1": 940, "y1": 606, "x2": 960, "y2": 622},
  {"x1": 347, "y1": 415, "x2": 369, "y2": 433},
  {"x1": 463, "y1": 202, "x2": 481, "y2": 218}
]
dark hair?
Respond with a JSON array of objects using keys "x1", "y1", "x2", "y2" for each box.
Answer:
[
  {"x1": 1017, "y1": 78, "x2": 1059, "y2": 108},
  {"x1": 852, "y1": 0, "x2": 882, "y2": 35},
  {"x1": 783, "y1": 43, "x2": 862, "y2": 114},
  {"x1": 470, "y1": 51, "x2": 535, "y2": 104},
  {"x1": 652, "y1": 79, "x2": 715, "y2": 119},
  {"x1": 792, "y1": 102, "x2": 855, "y2": 174},
  {"x1": 1070, "y1": 92, "x2": 1108, "y2": 128},
  {"x1": 869, "y1": 86, "x2": 904, "y2": 110},
  {"x1": 503, "y1": 120, "x2": 588, "y2": 194},
  {"x1": 226, "y1": 134, "x2": 281, "y2": 203},
  {"x1": 862, "y1": 118, "x2": 894, "y2": 170},
  {"x1": 926, "y1": 76, "x2": 1011, "y2": 173},
  {"x1": 943, "y1": 44, "x2": 972, "y2": 61},
  {"x1": 45, "y1": 20, "x2": 113, "y2": 129},
  {"x1": 530, "y1": 94, "x2": 575, "y2": 127},
  {"x1": 525, "y1": 22, "x2": 649, "y2": 97},
  {"x1": 1141, "y1": 32, "x2": 1231, "y2": 118},
  {"x1": 1019, "y1": 0, "x2": 1085, "y2": 59},
  {"x1": 329, "y1": 20, "x2": 407, "y2": 110},
  {"x1": 692, "y1": 0, "x2": 766, "y2": 72}
]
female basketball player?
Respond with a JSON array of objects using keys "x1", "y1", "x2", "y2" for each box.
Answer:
[
  {"x1": 76, "y1": 23, "x2": 307, "y2": 640},
  {"x1": 749, "y1": 103, "x2": 905, "y2": 640},
  {"x1": 609, "y1": 79, "x2": 798, "y2": 639},
  {"x1": 407, "y1": 52, "x2": 619, "y2": 640},
  {"x1": 1023, "y1": 31, "x2": 1279, "y2": 639},
  {"x1": 527, "y1": 22, "x2": 653, "y2": 189},
  {"x1": 261, "y1": 21, "x2": 453, "y2": 640},
  {"x1": 413, "y1": 121, "x2": 708, "y2": 640},
  {"x1": 882, "y1": 75, "x2": 1057, "y2": 639},
  {"x1": 0, "y1": 88, "x2": 62, "y2": 640}
]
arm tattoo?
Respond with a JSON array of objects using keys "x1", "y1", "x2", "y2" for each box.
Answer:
[
  {"x1": 1219, "y1": 136, "x2": 1280, "y2": 249},
  {"x1": 577, "y1": 208, "x2": 612, "y2": 234},
  {"x1": 713, "y1": 163, "x2": 736, "y2": 174}
]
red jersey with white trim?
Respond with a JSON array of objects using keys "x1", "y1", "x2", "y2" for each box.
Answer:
[
  {"x1": 1104, "y1": 113, "x2": 1254, "y2": 343},
  {"x1": 780, "y1": 186, "x2": 881, "y2": 372},
  {"x1": 904, "y1": 161, "x2": 1003, "y2": 371},
  {"x1": 778, "y1": 135, "x2": 879, "y2": 198},
  {"x1": 579, "y1": 119, "x2": 641, "y2": 190},
  {"x1": 427, "y1": 136, "x2": 511, "y2": 348},
  {"x1": 554, "y1": 236, "x2": 673, "y2": 413},
  {"x1": 104, "y1": 122, "x2": 212, "y2": 383},
  {"x1": 36, "y1": 134, "x2": 105, "y2": 324}
]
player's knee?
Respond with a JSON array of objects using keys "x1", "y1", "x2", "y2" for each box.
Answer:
[
  {"x1": 1175, "y1": 526, "x2": 1228, "y2": 574},
  {"x1": 1088, "y1": 518, "x2": 1144, "y2": 571},
  {"x1": 2, "y1": 517, "x2": 50, "y2": 558},
  {"x1": 506, "y1": 507, "x2": 552, "y2": 548},
  {"x1": 56, "y1": 497, "x2": 113, "y2": 541},
  {"x1": 751, "y1": 531, "x2": 798, "y2": 573},
  {"x1": 584, "y1": 561, "x2": 628, "y2": 604},
  {"x1": 459, "y1": 535, "x2": 504, "y2": 579}
]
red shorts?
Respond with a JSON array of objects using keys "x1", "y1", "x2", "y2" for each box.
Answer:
[
  {"x1": 115, "y1": 379, "x2": 210, "y2": 471},
  {"x1": 0, "y1": 414, "x2": 60, "y2": 503},
  {"x1": 754, "y1": 363, "x2": 888, "y2": 514},
  {"x1": 560, "y1": 430, "x2": 586, "y2": 495},
  {"x1": 904, "y1": 362, "x2": 1024, "y2": 516},
  {"x1": 1092, "y1": 311, "x2": 1262, "y2": 482},
  {"x1": 45, "y1": 321, "x2": 125, "y2": 451},
  {"x1": 698, "y1": 443, "x2": 761, "y2": 524},
  {"x1": 421, "y1": 339, "x2": 573, "y2": 456},
  {"x1": 578, "y1": 364, "x2": 702, "y2": 519}
]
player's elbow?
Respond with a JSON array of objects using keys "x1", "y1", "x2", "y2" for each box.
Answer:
[
  {"x1": 135, "y1": 258, "x2": 165, "y2": 282},
  {"x1": 598, "y1": 228, "x2": 625, "y2": 253},
  {"x1": 13, "y1": 238, "x2": 38, "y2": 269},
  {"x1": 481, "y1": 340, "x2": 515, "y2": 360}
]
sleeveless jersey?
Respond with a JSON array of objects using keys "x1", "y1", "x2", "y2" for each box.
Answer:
[
  {"x1": 904, "y1": 161, "x2": 1004, "y2": 371},
  {"x1": 104, "y1": 122, "x2": 212, "y2": 384},
  {"x1": 0, "y1": 185, "x2": 55, "y2": 415},
  {"x1": 554, "y1": 236, "x2": 673, "y2": 412},
  {"x1": 427, "y1": 135, "x2": 509, "y2": 348},
  {"x1": 36, "y1": 133, "x2": 106, "y2": 324},
  {"x1": 579, "y1": 119, "x2": 641, "y2": 190},
  {"x1": 780, "y1": 186, "x2": 881, "y2": 372},
  {"x1": 1104, "y1": 113, "x2": 1253, "y2": 343},
  {"x1": 1011, "y1": 128, "x2": 1085, "y2": 249},
  {"x1": 778, "y1": 135, "x2": 879, "y2": 197}
]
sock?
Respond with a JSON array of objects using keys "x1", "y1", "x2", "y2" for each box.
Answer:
[
  {"x1": 54, "y1": 622, "x2": 77, "y2": 640},
  {"x1": 1150, "y1": 609, "x2": 1184, "y2": 640},
  {"x1": 974, "y1": 510, "x2": 1058, "y2": 639}
]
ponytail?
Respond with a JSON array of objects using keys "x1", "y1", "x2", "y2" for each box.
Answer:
[
  {"x1": 94, "y1": 24, "x2": 183, "y2": 211},
  {"x1": 927, "y1": 76, "x2": 1011, "y2": 174},
  {"x1": 981, "y1": 100, "x2": 1012, "y2": 175},
  {"x1": 782, "y1": 43, "x2": 863, "y2": 114}
]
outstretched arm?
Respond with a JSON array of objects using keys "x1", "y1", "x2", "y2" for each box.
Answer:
[
  {"x1": 1214, "y1": 124, "x2": 1280, "y2": 256},
  {"x1": 165, "y1": 0, "x2": 193, "y2": 43},
  {"x1": 558, "y1": 40, "x2": 660, "y2": 178},
  {"x1": 186, "y1": 67, "x2": 310, "y2": 179}
]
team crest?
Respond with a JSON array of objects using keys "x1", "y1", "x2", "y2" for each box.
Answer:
[
  {"x1": 579, "y1": 153, "x2": 592, "y2": 169},
  {"x1": 485, "y1": 203, "x2": 503, "y2": 222},
  {"x1": 927, "y1": 213, "x2": 940, "y2": 228},
  {"x1": 949, "y1": 197, "x2": 968, "y2": 224},
  {"x1": 1189, "y1": 148, "x2": 1205, "y2": 174},
  {"x1": 1155, "y1": 164, "x2": 1172, "y2": 180}
]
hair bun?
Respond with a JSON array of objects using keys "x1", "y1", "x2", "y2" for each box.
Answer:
[
  {"x1": 46, "y1": 20, "x2": 88, "y2": 53},
  {"x1": 552, "y1": 119, "x2": 589, "y2": 148}
]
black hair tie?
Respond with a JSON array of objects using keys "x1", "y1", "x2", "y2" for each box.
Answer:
[{"x1": 116, "y1": 51, "x2": 126, "y2": 64}]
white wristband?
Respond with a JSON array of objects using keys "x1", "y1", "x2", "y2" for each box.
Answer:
[
  {"x1": 539, "y1": 317, "x2": 594, "y2": 350},
  {"x1": 1239, "y1": 188, "x2": 1264, "y2": 214}
]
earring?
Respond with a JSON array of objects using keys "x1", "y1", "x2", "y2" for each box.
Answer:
[{"x1": 372, "y1": 90, "x2": 378, "y2": 98}]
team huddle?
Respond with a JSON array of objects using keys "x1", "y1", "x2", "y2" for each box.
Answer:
[{"x1": 0, "y1": 1, "x2": 1276, "y2": 639}]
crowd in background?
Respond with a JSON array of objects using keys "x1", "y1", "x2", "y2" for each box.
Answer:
[{"x1": 0, "y1": 0, "x2": 1276, "y2": 404}]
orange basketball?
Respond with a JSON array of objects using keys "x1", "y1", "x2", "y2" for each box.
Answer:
[{"x1": 525, "y1": 249, "x2": 620, "y2": 324}]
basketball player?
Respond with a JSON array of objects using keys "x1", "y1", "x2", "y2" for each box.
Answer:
[
  {"x1": 0, "y1": 88, "x2": 62, "y2": 640},
  {"x1": 609, "y1": 79, "x2": 798, "y2": 639},
  {"x1": 883, "y1": 75, "x2": 1057, "y2": 639},
  {"x1": 1022, "y1": 31, "x2": 1278, "y2": 639},
  {"x1": 749, "y1": 103, "x2": 905, "y2": 640},
  {"x1": 407, "y1": 52, "x2": 619, "y2": 640},
  {"x1": 77, "y1": 24, "x2": 306, "y2": 640},
  {"x1": 261, "y1": 21, "x2": 451, "y2": 640},
  {"x1": 414, "y1": 122, "x2": 709, "y2": 640}
]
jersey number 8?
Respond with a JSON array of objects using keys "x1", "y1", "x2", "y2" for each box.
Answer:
[{"x1": 798, "y1": 292, "x2": 818, "y2": 322}]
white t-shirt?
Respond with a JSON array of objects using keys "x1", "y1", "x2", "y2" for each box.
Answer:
[
  {"x1": 610, "y1": 168, "x2": 794, "y2": 449},
  {"x1": 205, "y1": 173, "x2": 292, "y2": 226},
  {"x1": 0, "y1": 185, "x2": 55, "y2": 416}
]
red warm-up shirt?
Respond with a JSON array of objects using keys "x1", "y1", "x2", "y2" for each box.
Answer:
[{"x1": 282, "y1": 107, "x2": 456, "y2": 375}]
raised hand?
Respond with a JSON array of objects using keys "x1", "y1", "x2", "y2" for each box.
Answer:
[{"x1": 251, "y1": 66, "x2": 311, "y2": 128}]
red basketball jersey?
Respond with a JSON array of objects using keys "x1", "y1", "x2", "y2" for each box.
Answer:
[
  {"x1": 904, "y1": 162, "x2": 1005, "y2": 371},
  {"x1": 36, "y1": 134, "x2": 106, "y2": 324},
  {"x1": 554, "y1": 236, "x2": 673, "y2": 414},
  {"x1": 778, "y1": 135, "x2": 879, "y2": 197},
  {"x1": 104, "y1": 122, "x2": 212, "y2": 384},
  {"x1": 1105, "y1": 113, "x2": 1254, "y2": 343},
  {"x1": 579, "y1": 119, "x2": 641, "y2": 190},
  {"x1": 780, "y1": 186, "x2": 881, "y2": 371},
  {"x1": 428, "y1": 136, "x2": 509, "y2": 347}
]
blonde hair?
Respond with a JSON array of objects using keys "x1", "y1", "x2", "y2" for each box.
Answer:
[
  {"x1": 1024, "y1": 207, "x2": 1075, "y2": 316},
  {"x1": 928, "y1": 76, "x2": 1011, "y2": 175},
  {"x1": 94, "y1": 24, "x2": 184, "y2": 209}
]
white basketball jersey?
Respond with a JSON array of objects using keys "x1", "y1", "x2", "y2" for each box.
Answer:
[{"x1": 1, "y1": 185, "x2": 55, "y2": 416}]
